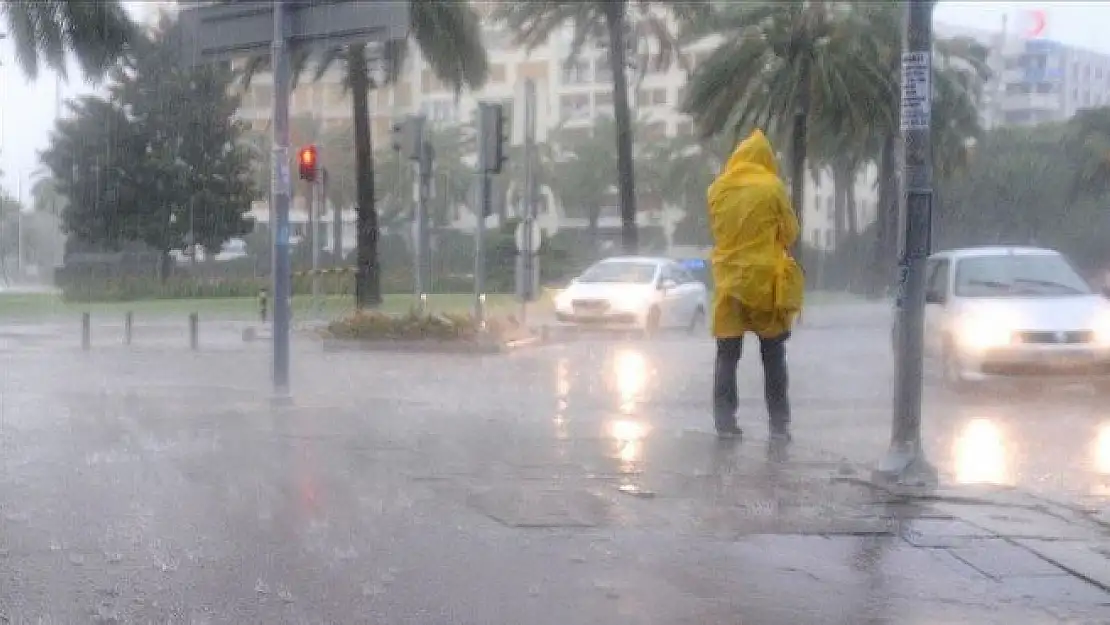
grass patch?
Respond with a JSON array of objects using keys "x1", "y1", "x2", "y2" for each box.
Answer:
[{"x1": 0, "y1": 292, "x2": 515, "y2": 322}]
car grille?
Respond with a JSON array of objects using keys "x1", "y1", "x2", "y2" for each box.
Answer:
[
  {"x1": 1016, "y1": 330, "x2": 1094, "y2": 345},
  {"x1": 572, "y1": 299, "x2": 610, "y2": 313}
]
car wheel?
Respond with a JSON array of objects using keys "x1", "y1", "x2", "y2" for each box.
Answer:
[
  {"x1": 643, "y1": 306, "x2": 662, "y2": 338},
  {"x1": 687, "y1": 306, "x2": 706, "y2": 334}
]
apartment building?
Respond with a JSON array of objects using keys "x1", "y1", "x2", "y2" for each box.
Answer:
[
  {"x1": 233, "y1": 7, "x2": 878, "y2": 256},
  {"x1": 937, "y1": 18, "x2": 1110, "y2": 129}
]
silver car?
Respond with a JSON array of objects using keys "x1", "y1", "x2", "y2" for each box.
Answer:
[
  {"x1": 913, "y1": 246, "x2": 1110, "y2": 393},
  {"x1": 553, "y1": 256, "x2": 709, "y2": 335}
]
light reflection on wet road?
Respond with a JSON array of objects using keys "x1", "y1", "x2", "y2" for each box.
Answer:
[{"x1": 1, "y1": 305, "x2": 1109, "y2": 622}]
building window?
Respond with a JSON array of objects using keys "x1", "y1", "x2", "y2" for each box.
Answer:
[
  {"x1": 825, "y1": 229, "x2": 834, "y2": 249},
  {"x1": 637, "y1": 88, "x2": 667, "y2": 107},
  {"x1": 559, "y1": 94, "x2": 590, "y2": 121},
  {"x1": 421, "y1": 99, "x2": 458, "y2": 124},
  {"x1": 490, "y1": 63, "x2": 507, "y2": 83},
  {"x1": 825, "y1": 196, "x2": 834, "y2": 214},
  {"x1": 595, "y1": 60, "x2": 612, "y2": 82},
  {"x1": 561, "y1": 59, "x2": 590, "y2": 84},
  {"x1": 595, "y1": 91, "x2": 612, "y2": 107},
  {"x1": 677, "y1": 120, "x2": 694, "y2": 136},
  {"x1": 644, "y1": 122, "x2": 667, "y2": 139}
]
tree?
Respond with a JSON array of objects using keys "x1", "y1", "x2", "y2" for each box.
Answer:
[
  {"x1": 40, "y1": 20, "x2": 257, "y2": 278},
  {"x1": 640, "y1": 134, "x2": 721, "y2": 247},
  {"x1": 244, "y1": 0, "x2": 489, "y2": 308},
  {"x1": 935, "y1": 122, "x2": 1110, "y2": 274},
  {"x1": 495, "y1": 0, "x2": 708, "y2": 255},
  {"x1": 1064, "y1": 106, "x2": 1110, "y2": 202},
  {"x1": 547, "y1": 123, "x2": 619, "y2": 247},
  {"x1": 681, "y1": 1, "x2": 891, "y2": 266},
  {"x1": 1, "y1": 0, "x2": 136, "y2": 81}
]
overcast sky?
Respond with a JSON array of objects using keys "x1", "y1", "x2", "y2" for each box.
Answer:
[{"x1": 3, "y1": 1, "x2": 1110, "y2": 200}]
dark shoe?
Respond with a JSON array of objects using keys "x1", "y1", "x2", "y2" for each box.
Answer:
[{"x1": 716, "y1": 426, "x2": 743, "y2": 441}]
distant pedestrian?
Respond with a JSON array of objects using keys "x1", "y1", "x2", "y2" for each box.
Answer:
[{"x1": 707, "y1": 129, "x2": 804, "y2": 442}]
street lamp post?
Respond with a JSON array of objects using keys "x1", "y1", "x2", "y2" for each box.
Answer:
[{"x1": 874, "y1": 0, "x2": 939, "y2": 488}]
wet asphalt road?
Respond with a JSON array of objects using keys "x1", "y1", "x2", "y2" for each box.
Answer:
[{"x1": 1, "y1": 301, "x2": 1109, "y2": 623}]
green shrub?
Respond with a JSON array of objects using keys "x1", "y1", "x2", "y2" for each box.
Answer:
[{"x1": 325, "y1": 309, "x2": 526, "y2": 342}]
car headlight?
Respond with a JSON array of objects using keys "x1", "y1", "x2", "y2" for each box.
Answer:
[
  {"x1": 1094, "y1": 314, "x2": 1110, "y2": 345},
  {"x1": 955, "y1": 311, "x2": 1016, "y2": 351},
  {"x1": 610, "y1": 291, "x2": 652, "y2": 312},
  {"x1": 553, "y1": 290, "x2": 571, "y2": 311}
]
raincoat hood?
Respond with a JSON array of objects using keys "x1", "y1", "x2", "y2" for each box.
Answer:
[
  {"x1": 706, "y1": 129, "x2": 803, "y2": 338},
  {"x1": 723, "y1": 129, "x2": 778, "y2": 177}
]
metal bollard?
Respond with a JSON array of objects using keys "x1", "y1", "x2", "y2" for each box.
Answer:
[
  {"x1": 81, "y1": 312, "x2": 90, "y2": 351},
  {"x1": 189, "y1": 312, "x2": 198, "y2": 350},
  {"x1": 124, "y1": 311, "x2": 133, "y2": 345},
  {"x1": 259, "y1": 288, "x2": 268, "y2": 323}
]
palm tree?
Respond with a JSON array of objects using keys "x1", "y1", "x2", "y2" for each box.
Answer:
[
  {"x1": 1, "y1": 0, "x2": 136, "y2": 81},
  {"x1": 681, "y1": 1, "x2": 892, "y2": 266},
  {"x1": 244, "y1": 1, "x2": 488, "y2": 308},
  {"x1": 494, "y1": 0, "x2": 708, "y2": 255}
]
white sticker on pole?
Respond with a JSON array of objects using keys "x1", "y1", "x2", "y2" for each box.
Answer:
[
  {"x1": 272, "y1": 147, "x2": 290, "y2": 197},
  {"x1": 900, "y1": 52, "x2": 930, "y2": 131}
]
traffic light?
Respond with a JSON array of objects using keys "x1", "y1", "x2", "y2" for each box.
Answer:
[
  {"x1": 479, "y1": 103, "x2": 507, "y2": 174},
  {"x1": 298, "y1": 145, "x2": 318, "y2": 181}
]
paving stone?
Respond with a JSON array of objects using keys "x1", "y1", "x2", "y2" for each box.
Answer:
[{"x1": 949, "y1": 540, "x2": 1070, "y2": 578}]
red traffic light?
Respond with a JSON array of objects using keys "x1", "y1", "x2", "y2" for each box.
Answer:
[{"x1": 298, "y1": 145, "x2": 318, "y2": 181}]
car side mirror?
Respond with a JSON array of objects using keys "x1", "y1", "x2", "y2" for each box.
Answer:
[
  {"x1": 925, "y1": 289, "x2": 945, "y2": 305},
  {"x1": 660, "y1": 278, "x2": 677, "y2": 291}
]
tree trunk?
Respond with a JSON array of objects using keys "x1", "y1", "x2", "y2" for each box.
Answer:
[
  {"x1": 845, "y1": 171, "x2": 858, "y2": 237},
  {"x1": 604, "y1": 4, "x2": 638, "y2": 255},
  {"x1": 790, "y1": 55, "x2": 812, "y2": 268},
  {"x1": 832, "y1": 165, "x2": 849, "y2": 248},
  {"x1": 347, "y1": 45, "x2": 382, "y2": 309},
  {"x1": 587, "y1": 206, "x2": 601, "y2": 256}
]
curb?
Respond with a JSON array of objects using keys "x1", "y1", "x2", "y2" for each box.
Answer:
[{"x1": 319, "y1": 334, "x2": 552, "y2": 355}]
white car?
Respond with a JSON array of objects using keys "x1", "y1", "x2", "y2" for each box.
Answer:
[
  {"x1": 919, "y1": 246, "x2": 1110, "y2": 392},
  {"x1": 553, "y1": 256, "x2": 709, "y2": 334}
]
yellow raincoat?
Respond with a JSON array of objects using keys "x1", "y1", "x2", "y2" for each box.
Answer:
[{"x1": 708, "y1": 129, "x2": 804, "y2": 339}]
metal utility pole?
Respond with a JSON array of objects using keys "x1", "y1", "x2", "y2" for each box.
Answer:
[
  {"x1": 475, "y1": 103, "x2": 502, "y2": 327},
  {"x1": 518, "y1": 80, "x2": 539, "y2": 325},
  {"x1": 307, "y1": 175, "x2": 320, "y2": 312},
  {"x1": 325, "y1": 169, "x2": 341, "y2": 265},
  {"x1": 270, "y1": 1, "x2": 293, "y2": 395},
  {"x1": 414, "y1": 133, "x2": 433, "y2": 310},
  {"x1": 874, "y1": 0, "x2": 938, "y2": 488}
]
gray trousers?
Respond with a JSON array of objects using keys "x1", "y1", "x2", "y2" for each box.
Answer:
[{"x1": 713, "y1": 333, "x2": 791, "y2": 432}]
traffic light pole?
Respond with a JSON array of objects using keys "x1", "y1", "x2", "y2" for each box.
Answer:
[
  {"x1": 308, "y1": 176, "x2": 320, "y2": 313},
  {"x1": 415, "y1": 139, "x2": 433, "y2": 311},
  {"x1": 474, "y1": 103, "x2": 499, "y2": 327},
  {"x1": 874, "y1": 0, "x2": 938, "y2": 488},
  {"x1": 270, "y1": 0, "x2": 292, "y2": 396}
]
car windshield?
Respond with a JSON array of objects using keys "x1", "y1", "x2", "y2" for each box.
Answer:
[
  {"x1": 953, "y1": 254, "x2": 1092, "y2": 297},
  {"x1": 577, "y1": 261, "x2": 657, "y2": 284}
]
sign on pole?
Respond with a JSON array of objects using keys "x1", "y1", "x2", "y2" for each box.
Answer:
[
  {"x1": 177, "y1": 1, "x2": 409, "y2": 63},
  {"x1": 900, "y1": 52, "x2": 930, "y2": 132}
]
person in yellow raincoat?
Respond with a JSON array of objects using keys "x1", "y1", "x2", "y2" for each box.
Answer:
[{"x1": 708, "y1": 129, "x2": 804, "y2": 441}]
